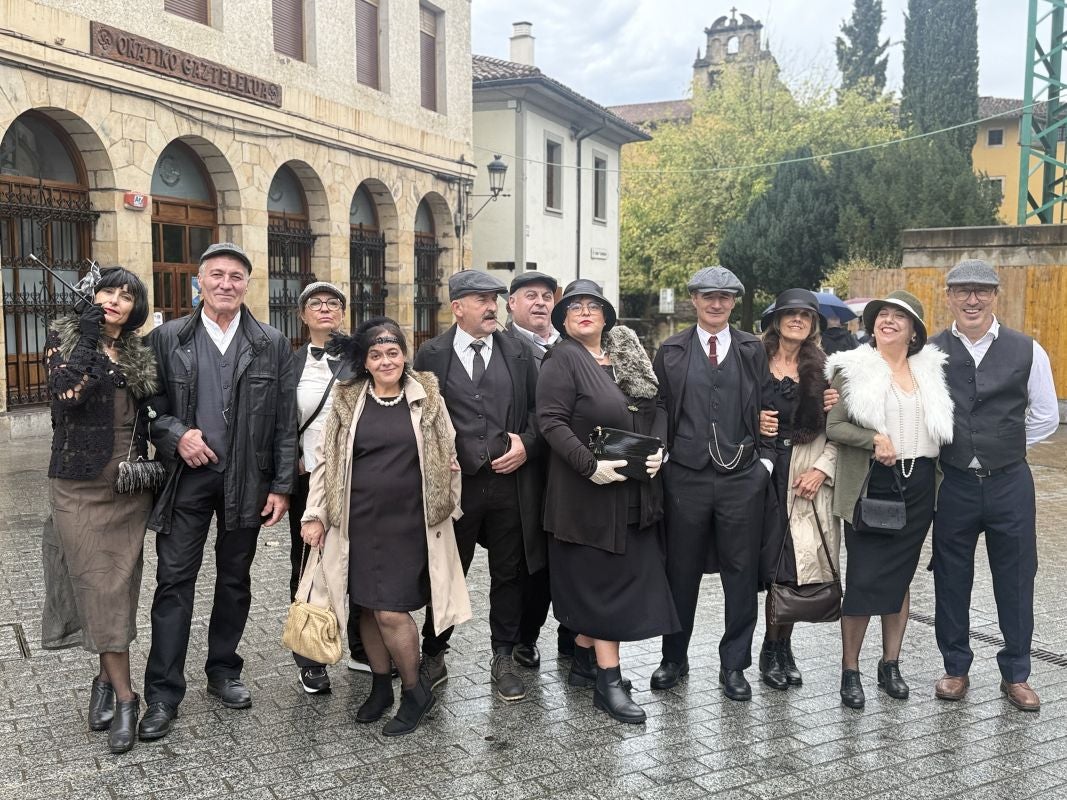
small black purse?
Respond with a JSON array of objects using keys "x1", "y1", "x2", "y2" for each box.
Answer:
[
  {"x1": 852, "y1": 461, "x2": 907, "y2": 533},
  {"x1": 588, "y1": 426, "x2": 663, "y2": 482},
  {"x1": 767, "y1": 499, "x2": 842, "y2": 626}
]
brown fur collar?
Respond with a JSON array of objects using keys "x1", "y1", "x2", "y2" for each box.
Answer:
[
  {"x1": 51, "y1": 314, "x2": 159, "y2": 400},
  {"x1": 787, "y1": 341, "x2": 828, "y2": 446}
]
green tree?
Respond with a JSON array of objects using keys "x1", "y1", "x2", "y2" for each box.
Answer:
[
  {"x1": 718, "y1": 149, "x2": 840, "y2": 330},
  {"x1": 836, "y1": 0, "x2": 890, "y2": 100},
  {"x1": 901, "y1": 0, "x2": 979, "y2": 159}
]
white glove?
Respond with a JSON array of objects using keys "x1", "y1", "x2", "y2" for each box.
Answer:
[
  {"x1": 646, "y1": 447, "x2": 664, "y2": 478},
  {"x1": 590, "y1": 459, "x2": 628, "y2": 485}
]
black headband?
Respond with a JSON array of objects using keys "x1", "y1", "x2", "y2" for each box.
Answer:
[{"x1": 370, "y1": 335, "x2": 401, "y2": 346}]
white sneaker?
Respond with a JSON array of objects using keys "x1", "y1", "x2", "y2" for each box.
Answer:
[{"x1": 347, "y1": 656, "x2": 372, "y2": 673}]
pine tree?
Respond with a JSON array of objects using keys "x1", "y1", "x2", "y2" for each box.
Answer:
[
  {"x1": 835, "y1": 0, "x2": 890, "y2": 100},
  {"x1": 901, "y1": 0, "x2": 979, "y2": 159}
]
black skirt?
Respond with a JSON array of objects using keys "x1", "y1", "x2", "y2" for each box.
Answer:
[
  {"x1": 548, "y1": 523, "x2": 680, "y2": 642},
  {"x1": 842, "y1": 458, "x2": 935, "y2": 616}
]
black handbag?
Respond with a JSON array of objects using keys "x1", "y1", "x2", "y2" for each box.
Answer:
[
  {"x1": 767, "y1": 498, "x2": 842, "y2": 626},
  {"x1": 852, "y1": 461, "x2": 907, "y2": 533},
  {"x1": 588, "y1": 426, "x2": 663, "y2": 482}
]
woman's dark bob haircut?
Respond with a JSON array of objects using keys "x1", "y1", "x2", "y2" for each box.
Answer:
[
  {"x1": 327, "y1": 316, "x2": 409, "y2": 381},
  {"x1": 94, "y1": 267, "x2": 150, "y2": 332}
]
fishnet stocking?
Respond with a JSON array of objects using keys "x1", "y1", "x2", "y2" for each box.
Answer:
[{"x1": 360, "y1": 609, "x2": 420, "y2": 689}]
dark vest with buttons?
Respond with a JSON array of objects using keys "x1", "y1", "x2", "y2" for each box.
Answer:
[
  {"x1": 194, "y1": 322, "x2": 242, "y2": 473},
  {"x1": 670, "y1": 329, "x2": 750, "y2": 471},
  {"x1": 446, "y1": 345, "x2": 513, "y2": 475},
  {"x1": 931, "y1": 326, "x2": 1032, "y2": 471}
]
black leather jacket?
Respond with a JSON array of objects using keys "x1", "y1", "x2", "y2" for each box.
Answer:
[{"x1": 145, "y1": 305, "x2": 296, "y2": 534}]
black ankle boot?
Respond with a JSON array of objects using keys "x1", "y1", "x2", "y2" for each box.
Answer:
[
  {"x1": 594, "y1": 665, "x2": 645, "y2": 724},
  {"x1": 840, "y1": 669, "x2": 865, "y2": 709},
  {"x1": 780, "y1": 639, "x2": 803, "y2": 686},
  {"x1": 759, "y1": 640, "x2": 788, "y2": 691},
  {"x1": 108, "y1": 694, "x2": 139, "y2": 754},
  {"x1": 877, "y1": 659, "x2": 909, "y2": 700},
  {"x1": 88, "y1": 677, "x2": 115, "y2": 731},
  {"x1": 356, "y1": 673, "x2": 395, "y2": 723},
  {"x1": 568, "y1": 646, "x2": 597, "y2": 688},
  {"x1": 382, "y1": 674, "x2": 435, "y2": 736}
]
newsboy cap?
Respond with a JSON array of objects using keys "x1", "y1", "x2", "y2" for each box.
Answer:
[
  {"x1": 298, "y1": 281, "x2": 346, "y2": 310},
  {"x1": 200, "y1": 241, "x2": 253, "y2": 272},
  {"x1": 687, "y1": 265, "x2": 745, "y2": 296},
  {"x1": 945, "y1": 259, "x2": 1000, "y2": 287},
  {"x1": 509, "y1": 270, "x2": 558, "y2": 295},
  {"x1": 448, "y1": 269, "x2": 507, "y2": 301}
]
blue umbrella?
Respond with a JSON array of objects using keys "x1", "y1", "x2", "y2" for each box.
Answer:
[{"x1": 762, "y1": 292, "x2": 857, "y2": 323}]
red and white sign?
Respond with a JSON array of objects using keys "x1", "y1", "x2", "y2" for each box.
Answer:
[{"x1": 124, "y1": 192, "x2": 148, "y2": 210}]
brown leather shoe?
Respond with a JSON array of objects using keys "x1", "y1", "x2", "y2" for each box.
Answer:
[
  {"x1": 1000, "y1": 680, "x2": 1041, "y2": 712},
  {"x1": 934, "y1": 674, "x2": 969, "y2": 701}
]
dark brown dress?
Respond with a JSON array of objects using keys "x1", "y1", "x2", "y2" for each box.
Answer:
[
  {"x1": 44, "y1": 388, "x2": 152, "y2": 653},
  {"x1": 347, "y1": 397, "x2": 430, "y2": 611}
]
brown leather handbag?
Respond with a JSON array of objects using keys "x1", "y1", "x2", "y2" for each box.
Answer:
[{"x1": 767, "y1": 499, "x2": 842, "y2": 626}]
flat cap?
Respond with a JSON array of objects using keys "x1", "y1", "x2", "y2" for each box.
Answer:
[
  {"x1": 687, "y1": 265, "x2": 745, "y2": 296},
  {"x1": 509, "y1": 270, "x2": 558, "y2": 295},
  {"x1": 448, "y1": 269, "x2": 507, "y2": 301},
  {"x1": 200, "y1": 241, "x2": 252, "y2": 272},
  {"x1": 945, "y1": 259, "x2": 1000, "y2": 287},
  {"x1": 298, "y1": 281, "x2": 346, "y2": 310}
]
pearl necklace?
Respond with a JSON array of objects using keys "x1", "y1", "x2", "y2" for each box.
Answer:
[
  {"x1": 888, "y1": 363, "x2": 921, "y2": 479},
  {"x1": 368, "y1": 385, "x2": 404, "y2": 407},
  {"x1": 587, "y1": 348, "x2": 608, "y2": 360}
]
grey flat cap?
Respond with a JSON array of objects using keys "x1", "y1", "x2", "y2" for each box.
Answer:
[
  {"x1": 298, "y1": 281, "x2": 346, "y2": 310},
  {"x1": 448, "y1": 269, "x2": 507, "y2": 301},
  {"x1": 946, "y1": 259, "x2": 1000, "y2": 286},
  {"x1": 510, "y1": 270, "x2": 558, "y2": 294},
  {"x1": 687, "y1": 265, "x2": 745, "y2": 296},
  {"x1": 200, "y1": 241, "x2": 252, "y2": 272}
]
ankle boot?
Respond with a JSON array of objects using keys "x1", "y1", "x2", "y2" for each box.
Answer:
[
  {"x1": 759, "y1": 641, "x2": 788, "y2": 691},
  {"x1": 780, "y1": 639, "x2": 803, "y2": 686},
  {"x1": 108, "y1": 694, "x2": 139, "y2": 754},
  {"x1": 382, "y1": 674, "x2": 436, "y2": 736},
  {"x1": 877, "y1": 659, "x2": 909, "y2": 700},
  {"x1": 568, "y1": 645, "x2": 597, "y2": 688},
  {"x1": 356, "y1": 673, "x2": 395, "y2": 723},
  {"x1": 840, "y1": 669, "x2": 865, "y2": 709},
  {"x1": 88, "y1": 677, "x2": 115, "y2": 731},
  {"x1": 593, "y1": 665, "x2": 645, "y2": 724}
]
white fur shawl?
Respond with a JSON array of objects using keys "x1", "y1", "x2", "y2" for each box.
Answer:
[{"x1": 825, "y1": 344, "x2": 954, "y2": 445}]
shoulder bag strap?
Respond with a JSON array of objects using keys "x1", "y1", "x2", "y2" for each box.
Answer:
[
  {"x1": 770, "y1": 494, "x2": 798, "y2": 584},
  {"x1": 810, "y1": 499, "x2": 840, "y2": 582},
  {"x1": 299, "y1": 370, "x2": 339, "y2": 436}
]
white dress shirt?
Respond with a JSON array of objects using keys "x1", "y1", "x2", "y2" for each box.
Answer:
[
  {"x1": 511, "y1": 322, "x2": 560, "y2": 350},
  {"x1": 950, "y1": 318, "x2": 1059, "y2": 454},
  {"x1": 297, "y1": 349, "x2": 337, "y2": 473},
  {"x1": 696, "y1": 324, "x2": 732, "y2": 362},
  {"x1": 201, "y1": 309, "x2": 242, "y2": 354},
  {"x1": 453, "y1": 327, "x2": 494, "y2": 379}
]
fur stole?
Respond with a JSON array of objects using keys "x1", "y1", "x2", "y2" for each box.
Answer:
[
  {"x1": 788, "y1": 341, "x2": 828, "y2": 446},
  {"x1": 320, "y1": 368, "x2": 455, "y2": 529},
  {"x1": 51, "y1": 314, "x2": 159, "y2": 400},
  {"x1": 601, "y1": 325, "x2": 657, "y2": 400},
  {"x1": 825, "y1": 343, "x2": 954, "y2": 445}
]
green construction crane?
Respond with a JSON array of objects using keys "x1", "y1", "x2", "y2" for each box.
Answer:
[{"x1": 1019, "y1": 0, "x2": 1067, "y2": 224}]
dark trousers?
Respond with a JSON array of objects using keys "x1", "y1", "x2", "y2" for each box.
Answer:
[
  {"x1": 661, "y1": 460, "x2": 768, "y2": 669},
  {"x1": 422, "y1": 469, "x2": 524, "y2": 655},
  {"x1": 518, "y1": 564, "x2": 574, "y2": 647},
  {"x1": 144, "y1": 468, "x2": 260, "y2": 707},
  {"x1": 933, "y1": 462, "x2": 1038, "y2": 683},
  {"x1": 288, "y1": 471, "x2": 363, "y2": 668}
]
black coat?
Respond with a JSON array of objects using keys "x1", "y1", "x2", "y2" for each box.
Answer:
[
  {"x1": 146, "y1": 305, "x2": 297, "y2": 534},
  {"x1": 413, "y1": 325, "x2": 546, "y2": 573},
  {"x1": 652, "y1": 325, "x2": 777, "y2": 464},
  {"x1": 537, "y1": 337, "x2": 666, "y2": 554}
]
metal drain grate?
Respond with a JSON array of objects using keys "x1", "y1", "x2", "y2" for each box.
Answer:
[
  {"x1": 909, "y1": 611, "x2": 1067, "y2": 668},
  {"x1": 0, "y1": 623, "x2": 30, "y2": 660}
]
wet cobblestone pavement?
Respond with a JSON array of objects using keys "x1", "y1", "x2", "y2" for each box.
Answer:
[{"x1": 1, "y1": 428, "x2": 1066, "y2": 799}]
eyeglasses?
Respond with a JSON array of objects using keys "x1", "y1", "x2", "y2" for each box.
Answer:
[
  {"x1": 565, "y1": 301, "x2": 605, "y2": 314},
  {"x1": 306, "y1": 298, "x2": 343, "y2": 311},
  {"x1": 948, "y1": 286, "x2": 996, "y2": 301}
]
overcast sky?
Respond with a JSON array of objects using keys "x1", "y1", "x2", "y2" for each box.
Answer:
[{"x1": 471, "y1": 1, "x2": 1027, "y2": 107}]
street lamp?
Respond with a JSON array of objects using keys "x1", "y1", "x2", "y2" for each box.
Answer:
[{"x1": 455, "y1": 155, "x2": 511, "y2": 237}]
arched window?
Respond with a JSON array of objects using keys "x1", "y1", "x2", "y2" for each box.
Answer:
[
  {"x1": 151, "y1": 140, "x2": 217, "y2": 323},
  {"x1": 268, "y1": 165, "x2": 315, "y2": 347},
  {"x1": 413, "y1": 199, "x2": 441, "y2": 350},
  {"x1": 727, "y1": 36, "x2": 740, "y2": 55},
  {"x1": 349, "y1": 184, "x2": 386, "y2": 329},
  {"x1": 1, "y1": 111, "x2": 96, "y2": 407}
]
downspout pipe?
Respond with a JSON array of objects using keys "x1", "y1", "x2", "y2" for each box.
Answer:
[{"x1": 573, "y1": 120, "x2": 606, "y2": 280}]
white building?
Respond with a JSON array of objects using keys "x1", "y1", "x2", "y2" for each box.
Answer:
[{"x1": 469, "y1": 23, "x2": 649, "y2": 305}]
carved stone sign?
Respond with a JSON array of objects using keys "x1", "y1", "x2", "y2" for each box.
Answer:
[{"x1": 90, "y1": 22, "x2": 283, "y2": 108}]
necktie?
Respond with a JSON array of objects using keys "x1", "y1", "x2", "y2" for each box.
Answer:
[
  {"x1": 309, "y1": 346, "x2": 325, "y2": 361},
  {"x1": 470, "y1": 340, "x2": 486, "y2": 385},
  {"x1": 708, "y1": 334, "x2": 718, "y2": 367}
]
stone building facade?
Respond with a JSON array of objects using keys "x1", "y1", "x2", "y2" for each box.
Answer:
[{"x1": 0, "y1": 0, "x2": 474, "y2": 419}]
